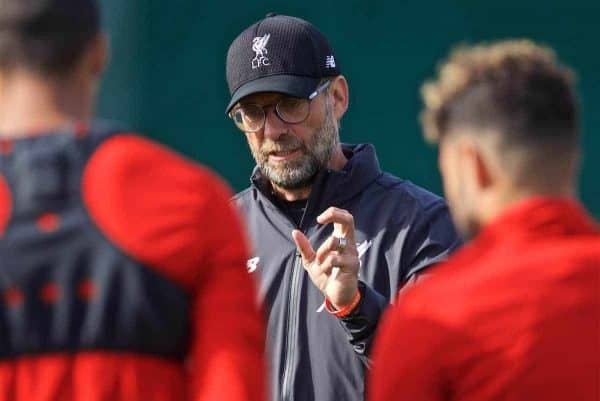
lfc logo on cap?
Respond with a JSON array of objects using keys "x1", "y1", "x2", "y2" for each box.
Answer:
[{"x1": 252, "y1": 33, "x2": 271, "y2": 69}]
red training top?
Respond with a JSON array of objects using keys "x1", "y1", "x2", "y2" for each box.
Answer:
[{"x1": 369, "y1": 197, "x2": 600, "y2": 401}]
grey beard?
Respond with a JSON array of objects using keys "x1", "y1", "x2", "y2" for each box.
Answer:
[{"x1": 252, "y1": 102, "x2": 339, "y2": 190}]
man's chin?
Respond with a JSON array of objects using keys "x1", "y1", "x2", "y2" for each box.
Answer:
[{"x1": 265, "y1": 169, "x2": 318, "y2": 190}]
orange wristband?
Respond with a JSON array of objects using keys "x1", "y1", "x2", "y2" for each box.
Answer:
[{"x1": 324, "y1": 290, "x2": 361, "y2": 317}]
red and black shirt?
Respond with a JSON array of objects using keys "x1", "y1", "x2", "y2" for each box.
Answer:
[{"x1": 0, "y1": 123, "x2": 265, "y2": 401}]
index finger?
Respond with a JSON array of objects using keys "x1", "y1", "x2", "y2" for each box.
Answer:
[
  {"x1": 292, "y1": 229, "x2": 316, "y2": 266},
  {"x1": 316, "y1": 207, "x2": 356, "y2": 241}
]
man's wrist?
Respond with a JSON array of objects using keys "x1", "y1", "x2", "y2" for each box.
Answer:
[{"x1": 325, "y1": 290, "x2": 361, "y2": 317}]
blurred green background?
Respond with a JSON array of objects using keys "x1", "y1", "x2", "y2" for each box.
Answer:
[{"x1": 97, "y1": 0, "x2": 600, "y2": 218}]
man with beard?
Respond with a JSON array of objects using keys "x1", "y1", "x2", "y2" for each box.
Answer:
[
  {"x1": 225, "y1": 14, "x2": 460, "y2": 401},
  {"x1": 369, "y1": 40, "x2": 600, "y2": 401}
]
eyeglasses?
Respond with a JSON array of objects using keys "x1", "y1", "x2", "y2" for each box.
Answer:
[{"x1": 229, "y1": 80, "x2": 331, "y2": 133}]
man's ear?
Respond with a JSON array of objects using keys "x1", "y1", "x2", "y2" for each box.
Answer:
[
  {"x1": 85, "y1": 34, "x2": 109, "y2": 79},
  {"x1": 460, "y1": 138, "x2": 494, "y2": 192},
  {"x1": 329, "y1": 75, "x2": 349, "y2": 121}
]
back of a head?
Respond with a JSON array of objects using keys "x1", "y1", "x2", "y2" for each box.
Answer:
[
  {"x1": 421, "y1": 40, "x2": 579, "y2": 189},
  {"x1": 0, "y1": 0, "x2": 100, "y2": 77}
]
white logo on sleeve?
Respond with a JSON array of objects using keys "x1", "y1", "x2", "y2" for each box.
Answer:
[
  {"x1": 247, "y1": 257, "x2": 260, "y2": 273},
  {"x1": 325, "y1": 55, "x2": 336, "y2": 68},
  {"x1": 252, "y1": 34, "x2": 271, "y2": 69},
  {"x1": 357, "y1": 240, "x2": 372, "y2": 259}
]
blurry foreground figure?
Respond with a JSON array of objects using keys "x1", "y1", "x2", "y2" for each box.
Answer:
[
  {"x1": 0, "y1": 1, "x2": 265, "y2": 400},
  {"x1": 369, "y1": 40, "x2": 599, "y2": 401}
]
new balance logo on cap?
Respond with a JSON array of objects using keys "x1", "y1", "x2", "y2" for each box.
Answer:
[
  {"x1": 325, "y1": 55, "x2": 336, "y2": 68},
  {"x1": 252, "y1": 34, "x2": 271, "y2": 69}
]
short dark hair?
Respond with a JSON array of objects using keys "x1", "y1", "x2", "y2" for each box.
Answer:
[
  {"x1": 0, "y1": 0, "x2": 100, "y2": 77},
  {"x1": 421, "y1": 40, "x2": 578, "y2": 152}
]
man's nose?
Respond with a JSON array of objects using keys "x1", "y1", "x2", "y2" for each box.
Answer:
[{"x1": 263, "y1": 107, "x2": 287, "y2": 141}]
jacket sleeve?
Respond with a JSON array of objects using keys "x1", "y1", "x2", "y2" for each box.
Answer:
[
  {"x1": 337, "y1": 281, "x2": 387, "y2": 366},
  {"x1": 398, "y1": 199, "x2": 461, "y2": 280},
  {"x1": 335, "y1": 199, "x2": 460, "y2": 362}
]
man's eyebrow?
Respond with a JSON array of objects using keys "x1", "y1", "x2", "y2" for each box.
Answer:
[{"x1": 240, "y1": 95, "x2": 285, "y2": 106}]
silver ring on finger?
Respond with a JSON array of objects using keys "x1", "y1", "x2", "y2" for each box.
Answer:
[{"x1": 336, "y1": 237, "x2": 347, "y2": 253}]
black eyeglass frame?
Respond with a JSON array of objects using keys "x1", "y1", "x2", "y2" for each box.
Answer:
[{"x1": 229, "y1": 80, "x2": 332, "y2": 133}]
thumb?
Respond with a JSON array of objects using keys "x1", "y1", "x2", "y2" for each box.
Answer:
[{"x1": 292, "y1": 230, "x2": 316, "y2": 266}]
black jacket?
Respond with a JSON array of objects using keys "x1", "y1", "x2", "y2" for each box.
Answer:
[{"x1": 234, "y1": 144, "x2": 460, "y2": 401}]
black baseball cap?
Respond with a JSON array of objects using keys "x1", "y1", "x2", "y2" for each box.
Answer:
[{"x1": 225, "y1": 13, "x2": 341, "y2": 113}]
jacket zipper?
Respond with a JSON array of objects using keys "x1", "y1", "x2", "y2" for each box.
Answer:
[
  {"x1": 280, "y1": 195, "x2": 314, "y2": 401},
  {"x1": 280, "y1": 254, "x2": 304, "y2": 401}
]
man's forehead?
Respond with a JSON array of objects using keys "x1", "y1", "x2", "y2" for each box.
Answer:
[{"x1": 239, "y1": 91, "x2": 292, "y2": 105}]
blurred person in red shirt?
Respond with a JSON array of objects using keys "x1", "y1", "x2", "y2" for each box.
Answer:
[
  {"x1": 0, "y1": 0, "x2": 265, "y2": 400},
  {"x1": 369, "y1": 40, "x2": 599, "y2": 401}
]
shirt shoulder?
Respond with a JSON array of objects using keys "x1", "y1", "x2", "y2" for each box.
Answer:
[{"x1": 82, "y1": 134, "x2": 244, "y2": 288}]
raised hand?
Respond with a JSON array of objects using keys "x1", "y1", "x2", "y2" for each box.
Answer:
[{"x1": 292, "y1": 207, "x2": 360, "y2": 309}]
